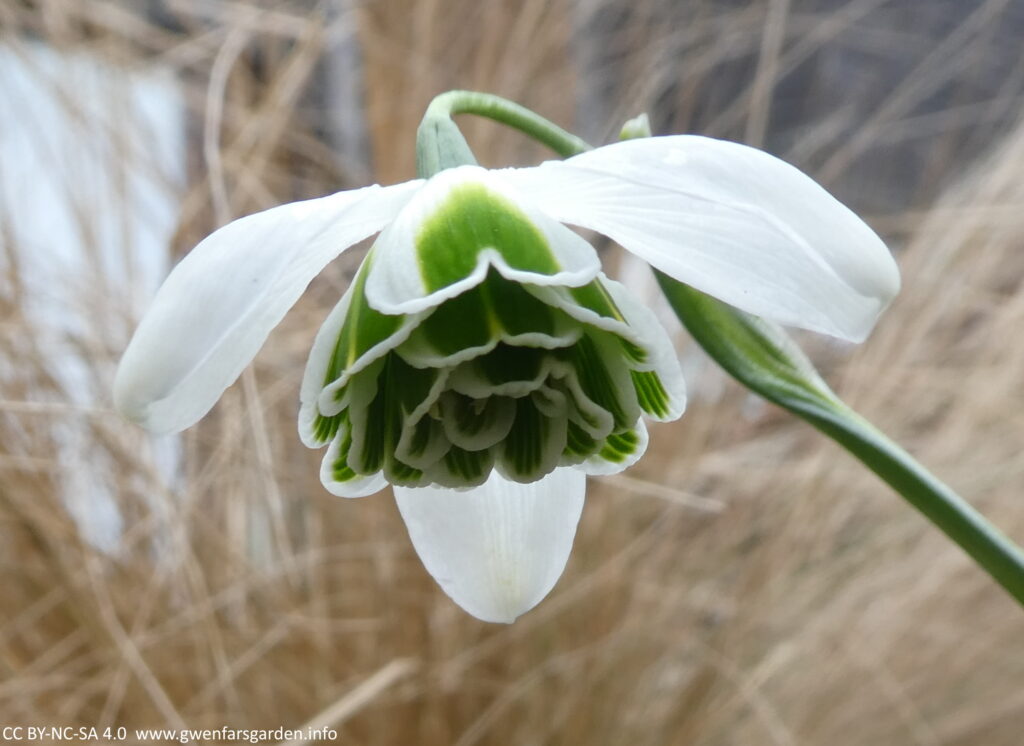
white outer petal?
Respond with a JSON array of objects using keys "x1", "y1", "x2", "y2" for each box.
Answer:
[
  {"x1": 501, "y1": 136, "x2": 901, "y2": 342},
  {"x1": 113, "y1": 180, "x2": 423, "y2": 433},
  {"x1": 394, "y1": 468, "x2": 586, "y2": 623}
]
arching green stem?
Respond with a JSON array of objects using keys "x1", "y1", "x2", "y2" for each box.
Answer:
[{"x1": 416, "y1": 90, "x2": 589, "y2": 178}]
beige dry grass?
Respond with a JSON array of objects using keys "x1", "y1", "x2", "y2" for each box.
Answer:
[{"x1": 2, "y1": 1, "x2": 1024, "y2": 744}]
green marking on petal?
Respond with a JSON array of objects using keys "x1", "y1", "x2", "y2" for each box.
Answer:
[
  {"x1": 384, "y1": 458, "x2": 424, "y2": 486},
  {"x1": 564, "y1": 419, "x2": 598, "y2": 459},
  {"x1": 312, "y1": 410, "x2": 343, "y2": 444},
  {"x1": 396, "y1": 413, "x2": 452, "y2": 471},
  {"x1": 598, "y1": 428, "x2": 642, "y2": 465},
  {"x1": 569, "y1": 281, "x2": 648, "y2": 364},
  {"x1": 323, "y1": 256, "x2": 407, "y2": 387},
  {"x1": 564, "y1": 332, "x2": 638, "y2": 430},
  {"x1": 438, "y1": 445, "x2": 495, "y2": 487},
  {"x1": 530, "y1": 278, "x2": 650, "y2": 366},
  {"x1": 439, "y1": 391, "x2": 516, "y2": 451},
  {"x1": 398, "y1": 270, "x2": 576, "y2": 367},
  {"x1": 631, "y1": 369, "x2": 671, "y2": 419},
  {"x1": 498, "y1": 396, "x2": 567, "y2": 482},
  {"x1": 617, "y1": 337, "x2": 648, "y2": 366},
  {"x1": 328, "y1": 415, "x2": 358, "y2": 483},
  {"x1": 568, "y1": 280, "x2": 625, "y2": 322},
  {"x1": 347, "y1": 353, "x2": 443, "y2": 477},
  {"x1": 415, "y1": 182, "x2": 561, "y2": 292}
]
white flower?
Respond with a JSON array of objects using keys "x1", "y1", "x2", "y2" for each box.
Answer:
[{"x1": 114, "y1": 136, "x2": 900, "y2": 623}]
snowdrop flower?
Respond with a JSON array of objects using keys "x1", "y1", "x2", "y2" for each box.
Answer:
[{"x1": 114, "y1": 135, "x2": 899, "y2": 623}]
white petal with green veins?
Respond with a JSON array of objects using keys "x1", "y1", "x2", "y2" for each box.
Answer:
[
  {"x1": 300, "y1": 256, "x2": 424, "y2": 447},
  {"x1": 365, "y1": 166, "x2": 601, "y2": 316},
  {"x1": 495, "y1": 395, "x2": 569, "y2": 482},
  {"x1": 395, "y1": 271, "x2": 581, "y2": 370},
  {"x1": 319, "y1": 418, "x2": 389, "y2": 498},
  {"x1": 438, "y1": 392, "x2": 517, "y2": 452},
  {"x1": 580, "y1": 420, "x2": 649, "y2": 476},
  {"x1": 600, "y1": 278, "x2": 687, "y2": 422}
]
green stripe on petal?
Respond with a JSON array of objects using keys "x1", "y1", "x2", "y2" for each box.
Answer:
[
  {"x1": 347, "y1": 354, "x2": 442, "y2": 477},
  {"x1": 568, "y1": 280, "x2": 627, "y2": 324},
  {"x1": 580, "y1": 420, "x2": 650, "y2": 477},
  {"x1": 497, "y1": 396, "x2": 568, "y2": 482},
  {"x1": 600, "y1": 429, "x2": 642, "y2": 463},
  {"x1": 430, "y1": 446, "x2": 495, "y2": 488},
  {"x1": 438, "y1": 392, "x2": 516, "y2": 452},
  {"x1": 364, "y1": 166, "x2": 601, "y2": 316},
  {"x1": 562, "y1": 420, "x2": 598, "y2": 462},
  {"x1": 397, "y1": 271, "x2": 581, "y2": 369},
  {"x1": 396, "y1": 414, "x2": 452, "y2": 471},
  {"x1": 311, "y1": 410, "x2": 344, "y2": 445},
  {"x1": 600, "y1": 277, "x2": 687, "y2": 421},
  {"x1": 301, "y1": 253, "x2": 425, "y2": 448},
  {"x1": 319, "y1": 418, "x2": 388, "y2": 498},
  {"x1": 322, "y1": 258, "x2": 404, "y2": 385},
  {"x1": 562, "y1": 332, "x2": 641, "y2": 431},
  {"x1": 630, "y1": 369, "x2": 671, "y2": 420},
  {"x1": 416, "y1": 182, "x2": 561, "y2": 291},
  {"x1": 554, "y1": 365, "x2": 615, "y2": 441}
]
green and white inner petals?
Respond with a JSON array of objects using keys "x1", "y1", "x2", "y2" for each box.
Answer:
[
  {"x1": 298, "y1": 254, "x2": 427, "y2": 449},
  {"x1": 363, "y1": 165, "x2": 602, "y2": 316},
  {"x1": 530, "y1": 274, "x2": 687, "y2": 423},
  {"x1": 395, "y1": 269, "x2": 583, "y2": 369},
  {"x1": 305, "y1": 264, "x2": 686, "y2": 495}
]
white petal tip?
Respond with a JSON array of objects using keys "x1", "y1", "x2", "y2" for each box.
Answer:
[
  {"x1": 394, "y1": 469, "x2": 586, "y2": 623},
  {"x1": 112, "y1": 364, "x2": 186, "y2": 435}
]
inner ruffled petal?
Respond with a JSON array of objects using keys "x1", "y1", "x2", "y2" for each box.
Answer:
[{"x1": 363, "y1": 166, "x2": 602, "y2": 316}]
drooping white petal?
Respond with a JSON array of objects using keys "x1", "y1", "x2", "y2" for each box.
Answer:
[
  {"x1": 393, "y1": 468, "x2": 586, "y2": 623},
  {"x1": 114, "y1": 180, "x2": 423, "y2": 434},
  {"x1": 502, "y1": 136, "x2": 901, "y2": 342},
  {"x1": 365, "y1": 165, "x2": 601, "y2": 316}
]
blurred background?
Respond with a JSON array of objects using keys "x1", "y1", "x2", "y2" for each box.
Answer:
[{"x1": 2, "y1": 0, "x2": 1024, "y2": 743}]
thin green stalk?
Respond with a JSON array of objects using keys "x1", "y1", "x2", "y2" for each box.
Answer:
[
  {"x1": 419, "y1": 90, "x2": 1024, "y2": 607},
  {"x1": 416, "y1": 90, "x2": 588, "y2": 177},
  {"x1": 656, "y1": 275, "x2": 1024, "y2": 606}
]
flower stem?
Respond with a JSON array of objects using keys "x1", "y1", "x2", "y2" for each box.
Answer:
[
  {"x1": 422, "y1": 90, "x2": 591, "y2": 159},
  {"x1": 421, "y1": 90, "x2": 1024, "y2": 607},
  {"x1": 416, "y1": 90, "x2": 589, "y2": 177},
  {"x1": 655, "y1": 275, "x2": 1024, "y2": 606}
]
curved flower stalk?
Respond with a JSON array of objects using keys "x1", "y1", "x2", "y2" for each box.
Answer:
[{"x1": 114, "y1": 132, "x2": 900, "y2": 623}]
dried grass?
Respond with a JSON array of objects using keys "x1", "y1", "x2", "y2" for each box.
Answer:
[{"x1": 2, "y1": 1, "x2": 1024, "y2": 743}]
